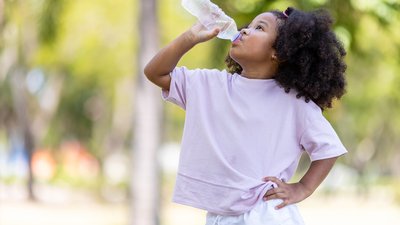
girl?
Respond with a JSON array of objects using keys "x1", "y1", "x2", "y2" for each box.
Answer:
[{"x1": 145, "y1": 6, "x2": 347, "y2": 225}]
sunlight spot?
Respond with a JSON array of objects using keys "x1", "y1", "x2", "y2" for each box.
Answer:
[
  {"x1": 233, "y1": 0, "x2": 258, "y2": 13},
  {"x1": 309, "y1": 0, "x2": 328, "y2": 5},
  {"x1": 334, "y1": 26, "x2": 351, "y2": 51}
]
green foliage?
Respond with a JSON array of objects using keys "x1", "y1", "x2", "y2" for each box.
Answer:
[
  {"x1": 34, "y1": 0, "x2": 136, "y2": 150},
  {"x1": 39, "y1": 0, "x2": 64, "y2": 44},
  {"x1": 53, "y1": 75, "x2": 98, "y2": 142}
]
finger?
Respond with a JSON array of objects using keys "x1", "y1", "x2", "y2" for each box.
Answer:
[
  {"x1": 264, "y1": 194, "x2": 280, "y2": 201},
  {"x1": 263, "y1": 176, "x2": 284, "y2": 185},
  {"x1": 209, "y1": 28, "x2": 220, "y2": 37},
  {"x1": 264, "y1": 193, "x2": 286, "y2": 201},
  {"x1": 263, "y1": 191, "x2": 286, "y2": 201},
  {"x1": 200, "y1": 28, "x2": 219, "y2": 42},
  {"x1": 275, "y1": 199, "x2": 289, "y2": 210},
  {"x1": 263, "y1": 176, "x2": 281, "y2": 183},
  {"x1": 264, "y1": 188, "x2": 283, "y2": 197}
]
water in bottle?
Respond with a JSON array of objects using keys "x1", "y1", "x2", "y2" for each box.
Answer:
[{"x1": 181, "y1": 0, "x2": 240, "y2": 42}]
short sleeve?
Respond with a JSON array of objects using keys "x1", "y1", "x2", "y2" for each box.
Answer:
[
  {"x1": 300, "y1": 112, "x2": 347, "y2": 161},
  {"x1": 162, "y1": 67, "x2": 191, "y2": 110}
]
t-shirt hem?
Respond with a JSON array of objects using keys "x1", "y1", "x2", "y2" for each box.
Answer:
[{"x1": 310, "y1": 151, "x2": 347, "y2": 162}]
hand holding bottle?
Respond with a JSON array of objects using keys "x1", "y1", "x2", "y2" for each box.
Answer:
[
  {"x1": 182, "y1": 0, "x2": 239, "y2": 41},
  {"x1": 186, "y1": 22, "x2": 220, "y2": 44}
]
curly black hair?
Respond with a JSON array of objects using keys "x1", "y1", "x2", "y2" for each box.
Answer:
[{"x1": 226, "y1": 7, "x2": 347, "y2": 110}]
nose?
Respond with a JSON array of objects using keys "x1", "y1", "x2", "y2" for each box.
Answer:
[{"x1": 240, "y1": 28, "x2": 251, "y2": 35}]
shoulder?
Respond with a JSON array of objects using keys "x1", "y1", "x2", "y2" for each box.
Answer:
[
  {"x1": 174, "y1": 66, "x2": 231, "y2": 83},
  {"x1": 278, "y1": 87, "x2": 320, "y2": 110},
  {"x1": 280, "y1": 87, "x2": 323, "y2": 121},
  {"x1": 174, "y1": 66, "x2": 228, "y2": 75}
]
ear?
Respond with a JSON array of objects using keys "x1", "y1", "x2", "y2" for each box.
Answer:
[{"x1": 271, "y1": 53, "x2": 278, "y2": 62}]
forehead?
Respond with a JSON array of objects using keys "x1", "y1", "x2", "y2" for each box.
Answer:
[{"x1": 252, "y1": 12, "x2": 278, "y2": 27}]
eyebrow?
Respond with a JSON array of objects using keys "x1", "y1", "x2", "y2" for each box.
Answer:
[
  {"x1": 249, "y1": 20, "x2": 269, "y2": 28},
  {"x1": 258, "y1": 20, "x2": 269, "y2": 27}
]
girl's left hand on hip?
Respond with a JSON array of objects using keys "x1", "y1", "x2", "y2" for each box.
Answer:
[{"x1": 262, "y1": 176, "x2": 311, "y2": 209}]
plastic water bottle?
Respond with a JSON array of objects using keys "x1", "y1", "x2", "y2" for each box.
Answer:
[{"x1": 182, "y1": 0, "x2": 240, "y2": 42}]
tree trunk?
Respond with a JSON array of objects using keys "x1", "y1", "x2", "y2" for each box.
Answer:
[
  {"x1": 10, "y1": 67, "x2": 36, "y2": 201},
  {"x1": 3, "y1": 0, "x2": 36, "y2": 201},
  {"x1": 131, "y1": 0, "x2": 161, "y2": 225}
]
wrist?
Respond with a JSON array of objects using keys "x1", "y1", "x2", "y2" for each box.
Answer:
[
  {"x1": 298, "y1": 181, "x2": 314, "y2": 198},
  {"x1": 182, "y1": 29, "x2": 200, "y2": 46}
]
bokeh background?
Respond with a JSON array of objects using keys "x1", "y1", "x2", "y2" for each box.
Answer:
[{"x1": 0, "y1": 0, "x2": 399, "y2": 225}]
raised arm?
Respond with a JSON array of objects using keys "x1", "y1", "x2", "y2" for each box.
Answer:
[{"x1": 144, "y1": 23, "x2": 220, "y2": 90}]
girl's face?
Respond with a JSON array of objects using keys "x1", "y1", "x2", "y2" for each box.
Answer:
[{"x1": 229, "y1": 12, "x2": 279, "y2": 68}]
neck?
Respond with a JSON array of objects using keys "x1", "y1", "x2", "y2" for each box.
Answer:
[
  {"x1": 241, "y1": 64, "x2": 277, "y2": 80},
  {"x1": 241, "y1": 70, "x2": 275, "y2": 79}
]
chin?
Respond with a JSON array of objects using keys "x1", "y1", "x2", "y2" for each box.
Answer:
[
  {"x1": 229, "y1": 53, "x2": 243, "y2": 68},
  {"x1": 229, "y1": 50, "x2": 240, "y2": 63}
]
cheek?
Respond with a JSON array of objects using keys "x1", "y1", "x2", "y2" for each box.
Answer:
[
  {"x1": 254, "y1": 37, "x2": 275, "y2": 58},
  {"x1": 228, "y1": 35, "x2": 274, "y2": 62},
  {"x1": 246, "y1": 44, "x2": 270, "y2": 61}
]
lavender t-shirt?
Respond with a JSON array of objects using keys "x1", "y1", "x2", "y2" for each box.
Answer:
[{"x1": 162, "y1": 67, "x2": 347, "y2": 216}]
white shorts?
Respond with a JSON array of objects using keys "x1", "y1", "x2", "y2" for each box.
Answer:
[{"x1": 205, "y1": 199, "x2": 305, "y2": 225}]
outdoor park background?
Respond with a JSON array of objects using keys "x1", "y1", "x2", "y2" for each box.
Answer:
[{"x1": 0, "y1": 0, "x2": 399, "y2": 225}]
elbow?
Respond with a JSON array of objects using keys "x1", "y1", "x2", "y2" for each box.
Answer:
[
  {"x1": 143, "y1": 64, "x2": 159, "y2": 85},
  {"x1": 143, "y1": 63, "x2": 171, "y2": 84},
  {"x1": 143, "y1": 64, "x2": 152, "y2": 80}
]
